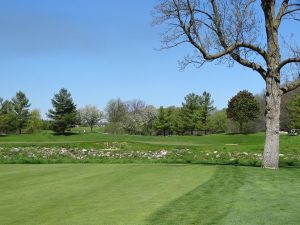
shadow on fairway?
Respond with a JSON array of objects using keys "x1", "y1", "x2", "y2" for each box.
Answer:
[
  {"x1": 52, "y1": 132, "x2": 79, "y2": 136},
  {"x1": 225, "y1": 132, "x2": 256, "y2": 135},
  {"x1": 146, "y1": 167, "x2": 245, "y2": 225}
]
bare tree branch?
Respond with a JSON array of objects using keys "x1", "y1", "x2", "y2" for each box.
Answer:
[
  {"x1": 278, "y1": 57, "x2": 300, "y2": 71},
  {"x1": 276, "y1": 0, "x2": 300, "y2": 26},
  {"x1": 281, "y1": 77, "x2": 300, "y2": 93},
  {"x1": 209, "y1": 0, "x2": 267, "y2": 77},
  {"x1": 164, "y1": 0, "x2": 267, "y2": 77},
  {"x1": 275, "y1": 0, "x2": 289, "y2": 28}
]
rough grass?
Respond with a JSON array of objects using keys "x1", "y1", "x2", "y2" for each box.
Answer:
[{"x1": 1, "y1": 164, "x2": 300, "y2": 225}]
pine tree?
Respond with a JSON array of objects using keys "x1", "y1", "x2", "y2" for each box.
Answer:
[
  {"x1": 153, "y1": 107, "x2": 170, "y2": 136},
  {"x1": 199, "y1": 91, "x2": 215, "y2": 134},
  {"x1": 48, "y1": 88, "x2": 77, "y2": 134},
  {"x1": 0, "y1": 99, "x2": 17, "y2": 134},
  {"x1": 12, "y1": 91, "x2": 31, "y2": 134},
  {"x1": 179, "y1": 93, "x2": 202, "y2": 135},
  {"x1": 178, "y1": 92, "x2": 214, "y2": 135}
]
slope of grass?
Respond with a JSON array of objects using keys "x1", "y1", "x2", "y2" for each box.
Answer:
[
  {"x1": 1, "y1": 131, "x2": 299, "y2": 153},
  {"x1": 0, "y1": 130, "x2": 266, "y2": 146},
  {"x1": 1, "y1": 164, "x2": 300, "y2": 225},
  {"x1": 1, "y1": 132, "x2": 300, "y2": 166}
]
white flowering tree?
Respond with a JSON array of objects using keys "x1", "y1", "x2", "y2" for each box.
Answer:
[{"x1": 79, "y1": 105, "x2": 103, "y2": 132}]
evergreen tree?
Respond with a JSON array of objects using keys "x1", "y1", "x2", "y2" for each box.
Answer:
[
  {"x1": 198, "y1": 91, "x2": 215, "y2": 134},
  {"x1": 165, "y1": 106, "x2": 178, "y2": 135},
  {"x1": 153, "y1": 106, "x2": 170, "y2": 136},
  {"x1": 48, "y1": 88, "x2": 77, "y2": 134},
  {"x1": 179, "y1": 93, "x2": 202, "y2": 135},
  {"x1": 0, "y1": 100, "x2": 17, "y2": 134},
  {"x1": 178, "y1": 92, "x2": 214, "y2": 135},
  {"x1": 12, "y1": 91, "x2": 31, "y2": 134}
]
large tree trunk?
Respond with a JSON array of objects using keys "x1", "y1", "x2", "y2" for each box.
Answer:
[
  {"x1": 262, "y1": 76, "x2": 281, "y2": 169},
  {"x1": 262, "y1": 0, "x2": 282, "y2": 169}
]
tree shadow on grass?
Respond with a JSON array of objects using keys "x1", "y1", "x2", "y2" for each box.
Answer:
[
  {"x1": 225, "y1": 132, "x2": 257, "y2": 135},
  {"x1": 146, "y1": 167, "x2": 245, "y2": 225},
  {"x1": 52, "y1": 132, "x2": 79, "y2": 136}
]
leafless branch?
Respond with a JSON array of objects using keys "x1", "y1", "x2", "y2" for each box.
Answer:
[
  {"x1": 153, "y1": 0, "x2": 267, "y2": 78},
  {"x1": 281, "y1": 77, "x2": 300, "y2": 93},
  {"x1": 278, "y1": 57, "x2": 300, "y2": 71},
  {"x1": 276, "y1": 0, "x2": 300, "y2": 26}
]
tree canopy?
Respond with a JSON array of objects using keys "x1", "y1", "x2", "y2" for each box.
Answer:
[
  {"x1": 79, "y1": 105, "x2": 103, "y2": 132},
  {"x1": 227, "y1": 90, "x2": 260, "y2": 132},
  {"x1": 288, "y1": 94, "x2": 300, "y2": 129},
  {"x1": 12, "y1": 91, "x2": 31, "y2": 134},
  {"x1": 48, "y1": 88, "x2": 77, "y2": 134}
]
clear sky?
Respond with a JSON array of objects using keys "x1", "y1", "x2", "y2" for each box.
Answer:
[{"x1": 0, "y1": 0, "x2": 297, "y2": 117}]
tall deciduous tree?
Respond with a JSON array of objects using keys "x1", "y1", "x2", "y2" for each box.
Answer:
[
  {"x1": 12, "y1": 91, "x2": 31, "y2": 134},
  {"x1": 153, "y1": 0, "x2": 300, "y2": 169},
  {"x1": 106, "y1": 98, "x2": 128, "y2": 124},
  {"x1": 227, "y1": 90, "x2": 260, "y2": 132},
  {"x1": 287, "y1": 94, "x2": 300, "y2": 129},
  {"x1": 25, "y1": 109, "x2": 43, "y2": 134},
  {"x1": 105, "y1": 98, "x2": 128, "y2": 134},
  {"x1": 48, "y1": 88, "x2": 77, "y2": 134},
  {"x1": 141, "y1": 105, "x2": 158, "y2": 135},
  {"x1": 209, "y1": 109, "x2": 227, "y2": 133},
  {"x1": 127, "y1": 99, "x2": 146, "y2": 114},
  {"x1": 122, "y1": 100, "x2": 147, "y2": 135}
]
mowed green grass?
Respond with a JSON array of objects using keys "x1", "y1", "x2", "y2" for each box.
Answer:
[
  {"x1": 1, "y1": 164, "x2": 300, "y2": 225},
  {"x1": 0, "y1": 131, "x2": 299, "y2": 154}
]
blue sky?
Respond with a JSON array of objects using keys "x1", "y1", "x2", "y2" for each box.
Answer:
[{"x1": 0, "y1": 0, "x2": 297, "y2": 117}]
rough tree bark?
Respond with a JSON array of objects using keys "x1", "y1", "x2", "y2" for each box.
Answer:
[
  {"x1": 153, "y1": 0, "x2": 300, "y2": 169},
  {"x1": 263, "y1": 76, "x2": 281, "y2": 168},
  {"x1": 262, "y1": 0, "x2": 282, "y2": 169}
]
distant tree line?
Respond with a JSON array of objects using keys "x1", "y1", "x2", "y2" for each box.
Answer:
[{"x1": 1, "y1": 87, "x2": 299, "y2": 135}]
